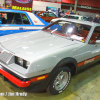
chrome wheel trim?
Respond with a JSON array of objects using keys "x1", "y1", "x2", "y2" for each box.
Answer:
[{"x1": 53, "y1": 71, "x2": 69, "y2": 91}]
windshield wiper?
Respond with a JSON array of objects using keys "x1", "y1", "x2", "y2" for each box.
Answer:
[{"x1": 50, "y1": 28, "x2": 58, "y2": 34}]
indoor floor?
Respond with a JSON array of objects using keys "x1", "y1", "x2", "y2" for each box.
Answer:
[{"x1": 0, "y1": 62, "x2": 100, "y2": 100}]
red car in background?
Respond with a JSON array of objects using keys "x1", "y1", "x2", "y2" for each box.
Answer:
[{"x1": 33, "y1": 11, "x2": 58, "y2": 22}]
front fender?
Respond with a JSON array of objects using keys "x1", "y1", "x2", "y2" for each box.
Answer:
[{"x1": 31, "y1": 57, "x2": 77, "y2": 92}]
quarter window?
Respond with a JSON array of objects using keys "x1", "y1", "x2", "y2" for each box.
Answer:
[{"x1": 21, "y1": 14, "x2": 30, "y2": 24}]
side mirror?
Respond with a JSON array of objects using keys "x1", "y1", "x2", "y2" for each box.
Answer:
[
  {"x1": 95, "y1": 40, "x2": 100, "y2": 46},
  {"x1": 96, "y1": 40, "x2": 100, "y2": 44}
]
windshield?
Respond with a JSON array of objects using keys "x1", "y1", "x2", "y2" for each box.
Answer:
[
  {"x1": 43, "y1": 20, "x2": 91, "y2": 42},
  {"x1": 63, "y1": 15, "x2": 79, "y2": 20}
]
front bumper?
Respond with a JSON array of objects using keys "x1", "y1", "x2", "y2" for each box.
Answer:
[
  {"x1": 0, "y1": 65, "x2": 49, "y2": 89},
  {"x1": 0, "y1": 67, "x2": 31, "y2": 87}
]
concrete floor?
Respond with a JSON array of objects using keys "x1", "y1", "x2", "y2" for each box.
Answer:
[{"x1": 0, "y1": 62, "x2": 100, "y2": 100}]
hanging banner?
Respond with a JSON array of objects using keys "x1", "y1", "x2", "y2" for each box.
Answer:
[
  {"x1": 5, "y1": 0, "x2": 12, "y2": 9},
  {"x1": 62, "y1": 0, "x2": 100, "y2": 8},
  {"x1": 12, "y1": 0, "x2": 33, "y2": 12},
  {"x1": 33, "y1": 0, "x2": 61, "y2": 4}
]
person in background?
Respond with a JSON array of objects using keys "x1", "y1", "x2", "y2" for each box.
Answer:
[
  {"x1": 66, "y1": 10, "x2": 70, "y2": 15},
  {"x1": 70, "y1": 10, "x2": 75, "y2": 14},
  {"x1": 98, "y1": 15, "x2": 100, "y2": 23},
  {"x1": 87, "y1": 16, "x2": 93, "y2": 22},
  {"x1": 59, "y1": 10, "x2": 64, "y2": 17},
  {"x1": 93, "y1": 15, "x2": 99, "y2": 23}
]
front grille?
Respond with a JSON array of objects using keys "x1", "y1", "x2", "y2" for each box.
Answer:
[
  {"x1": 0, "y1": 51, "x2": 13, "y2": 64},
  {"x1": 0, "y1": 46, "x2": 13, "y2": 64}
]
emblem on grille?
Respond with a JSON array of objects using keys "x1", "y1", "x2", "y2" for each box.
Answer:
[{"x1": 15, "y1": 0, "x2": 32, "y2": 4}]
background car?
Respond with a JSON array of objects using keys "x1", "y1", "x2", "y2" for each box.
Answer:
[
  {"x1": 33, "y1": 11, "x2": 58, "y2": 22},
  {"x1": 63, "y1": 14, "x2": 88, "y2": 21},
  {"x1": 0, "y1": 9, "x2": 49, "y2": 36}
]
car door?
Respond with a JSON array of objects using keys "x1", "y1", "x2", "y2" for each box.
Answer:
[
  {"x1": 0, "y1": 12, "x2": 28, "y2": 36},
  {"x1": 84, "y1": 26, "x2": 100, "y2": 61}
]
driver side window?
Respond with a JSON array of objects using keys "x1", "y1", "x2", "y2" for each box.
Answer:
[{"x1": 89, "y1": 26, "x2": 100, "y2": 44}]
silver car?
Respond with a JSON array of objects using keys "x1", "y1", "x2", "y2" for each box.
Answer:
[{"x1": 0, "y1": 18, "x2": 100, "y2": 95}]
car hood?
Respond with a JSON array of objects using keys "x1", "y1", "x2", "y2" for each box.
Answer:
[{"x1": 0, "y1": 31, "x2": 79, "y2": 60}]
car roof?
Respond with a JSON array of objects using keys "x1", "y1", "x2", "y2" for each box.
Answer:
[
  {"x1": 33, "y1": 11, "x2": 47, "y2": 12},
  {"x1": 52, "y1": 18, "x2": 100, "y2": 27},
  {"x1": 65, "y1": 14, "x2": 87, "y2": 17},
  {"x1": 0, "y1": 8, "x2": 27, "y2": 13},
  {"x1": 33, "y1": 11, "x2": 55, "y2": 13}
]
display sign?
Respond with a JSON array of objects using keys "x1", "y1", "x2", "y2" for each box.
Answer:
[
  {"x1": 33, "y1": 0, "x2": 61, "y2": 4},
  {"x1": 5, "y1": 0, "x2": 12, "y2": 9},
  {"x1": 15, "y1": 0, "x2": 32, "y2": 3},
  {"x1": 81, "y1": 5, "x2": 91, "y2": 9},
  {"x1": 12, "y1": 0, "x2": 33, "y2": 12},
  {"x1": 46, "y1": 6, "x2": 58, "y2": 17}
]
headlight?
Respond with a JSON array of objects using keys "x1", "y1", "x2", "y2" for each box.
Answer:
[
  {"x1": 18, "y1": 58, "x2": 23, "y2": 66},
  {"x1": 26, "y1": 61, "x2": 30, "y2": 68},
  {"x1": 15, "y1": 56, "x2": 30, "y2": 69}
]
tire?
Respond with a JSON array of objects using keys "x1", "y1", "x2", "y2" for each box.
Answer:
[{"x1": 47, "y1": 67, "x2": 71, "y2": 95}]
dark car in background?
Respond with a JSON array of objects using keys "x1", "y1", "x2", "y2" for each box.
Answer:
[{"x1": 33, "y1": 11, "x2": 58, "y2": 22}]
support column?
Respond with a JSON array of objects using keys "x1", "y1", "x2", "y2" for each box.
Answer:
[{"x1": 74, "y1": 0, "x2": 78, "y2": 13}]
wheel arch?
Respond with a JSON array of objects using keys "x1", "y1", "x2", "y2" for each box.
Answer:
[
  {"x1": 46, "y1": 57, "x2": 77, "y2": 87},
  {"x1": 52, "y1": 57, "x2": 77, "y2": 76}
]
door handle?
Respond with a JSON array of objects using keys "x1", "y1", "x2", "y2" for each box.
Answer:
[
  {"x1": 19, "y1": 27, "x2": 26, "y2": 30},
  {"x1": 19, "y1": 27, "x2": 23, "y2": 30}
]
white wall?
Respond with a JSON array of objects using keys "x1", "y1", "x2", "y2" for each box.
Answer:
[
  {"x1": 0, "y1": 0, "x2": 5, "y2": 6},
  {"x1": 33, "y1": 1, "x2": 61, "y2": 11}
]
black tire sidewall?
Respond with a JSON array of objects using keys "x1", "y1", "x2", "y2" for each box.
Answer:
[{"x1": 47, "y1": 67, "x2": 71, "y2": 95}]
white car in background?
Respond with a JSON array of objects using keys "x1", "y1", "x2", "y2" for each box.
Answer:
[{"x1": 63, "y1": 14, "x2": 88, "y2": 21}]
